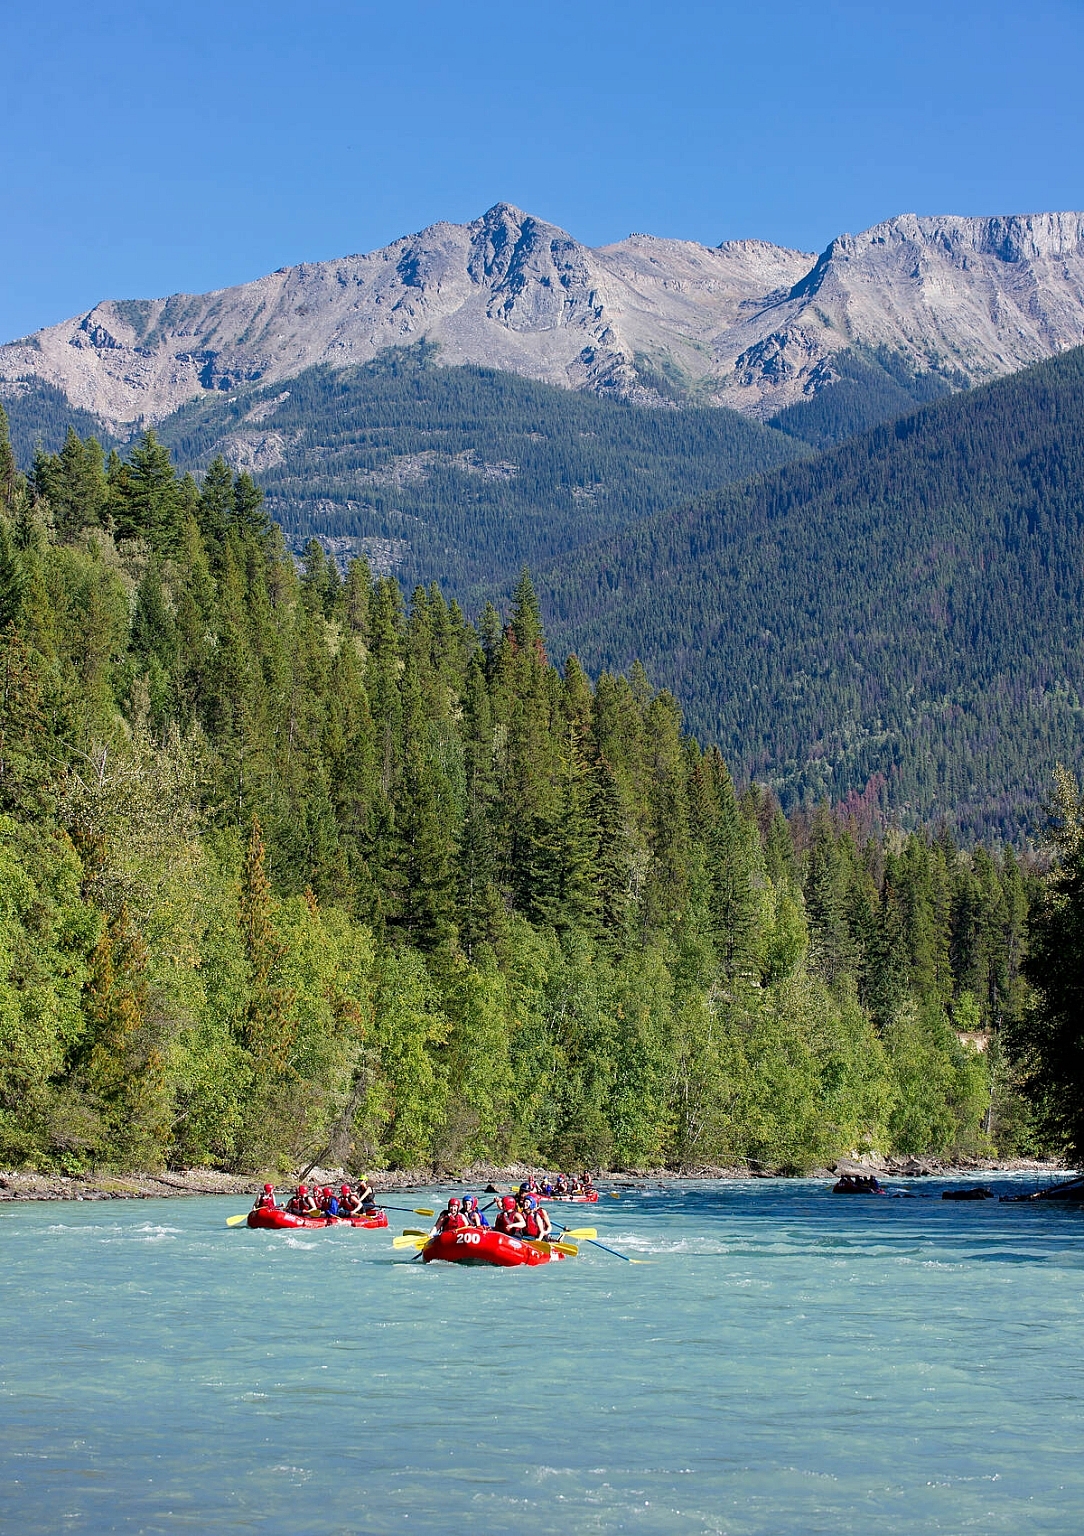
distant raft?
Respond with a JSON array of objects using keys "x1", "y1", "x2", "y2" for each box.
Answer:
[
  {"x1": 832, "y1": 1175, "x2": 885, "y2": 1195},
  {"x1": 247, "y1": 1208, "x2": 389, "y2": 1230}
]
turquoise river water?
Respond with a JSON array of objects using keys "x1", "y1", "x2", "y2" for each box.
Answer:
[{"x1": 2, "y1": 1175, "x2": 1082, "y2": 1534}]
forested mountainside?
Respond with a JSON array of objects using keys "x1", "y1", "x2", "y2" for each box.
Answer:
[
  {"x1": 769, "y1": 345, "x2": 955, "y2": 450},
  {"x1": 544, "y1": 346, "x2": 1084, "y2": 842},
  {"x1": 3, "y1": 380, "x2": 120, "y2": 466},
  {"x1": 2, "y1": 357, "x2": 806, "y2": 604},
  {"x1": 152, "y1": 354, "x2": 805, "y2": 602},
  {"x1": 0, "y1": 411, "x2": 1041, "y2": 1174}
]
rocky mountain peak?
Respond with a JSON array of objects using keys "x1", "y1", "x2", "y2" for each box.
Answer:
[{"x1": 4, "y1": 205, "x2": 1084, "y2": 429}]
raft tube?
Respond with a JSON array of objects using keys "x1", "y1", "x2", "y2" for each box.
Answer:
[
  {"x1": 421, "y1": 1228, "x2": 565, "y2": 1266},
  {"x1": 247, "y1": 1208, "x2": 389, "y2": 1230},
  {"x1": 541, "y1": 1191, "x2": 599, "y2": 1203}
]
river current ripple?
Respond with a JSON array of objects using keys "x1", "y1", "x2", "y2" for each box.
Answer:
[{"x1": 2, "y1": 1175, "x2": 1082, "y2": 1533}]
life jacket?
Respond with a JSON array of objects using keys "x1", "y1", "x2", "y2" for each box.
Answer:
[
  {"x1": 523, "y1": 1208, "x2": 542, "y2": 1238},
  {"x1": 325, "y1": 1196, "x2": 340, "y2": 1216},
  {"x1": 437, "y1": 1210, "x2": 467, "y2": 1232},
  {"x1": 494, "y1": 1209, "x2": 525, "y2": 1236}
]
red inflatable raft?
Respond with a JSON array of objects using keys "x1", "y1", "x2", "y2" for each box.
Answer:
[
  {"x1": 247, "y1": 1208, "x2": 389, "y2": 1230},
  {"x1": 421, "y1": 1229, "x2": 565, "y2": 1267},
  {"x1": 544, "y1": 1191, "x2": 599, "y2": 1203}
]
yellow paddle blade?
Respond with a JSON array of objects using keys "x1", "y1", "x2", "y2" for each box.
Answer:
[
  {"x1": 225, "y1": 1213, "x2": 249, "y2": 1227},
  {"x1": 402, "y1": 1227, "x2": 430, "y2": 1237},
  {"x1": 525, "y1": 1239, "x2": 578, "y2": 1257},
  {"x1": 413, "y1": 1208, "x2": 435, "y2": 1218},
  {"x1": 562, "y1": 1227, "x2": 597, "y2": 1239},
  {"x1": 551, "y1": 1241, "x2": 579, "y2": 1257},
  {"x1": 608, "y1": 1191, "x2": 621, "y2": 1198},
  {"x1": 392, "y1": 1234, "x2": 428, "y2": 1250}
]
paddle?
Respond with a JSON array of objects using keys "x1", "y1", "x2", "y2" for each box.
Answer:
[
  {"x1": 379, "y1": 1206, "x2": 435, "y2": 1217},
  {"x1": 393, "y1": 1234, "x2": 429, "y2": 1250},
  {"x1": 225, "y1": 1213, "x2": 249, "y2": 1226},
  {"x1": 552, "y1": 1223, "x2": 650, "y2": 1263},
  {"x1": 526, "y1": 1239, "x2": 579, "y2": 1257}
]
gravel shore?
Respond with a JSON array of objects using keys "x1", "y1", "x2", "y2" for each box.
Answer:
[{"x1": 0, "y1": 1155, "x2": 1071, "y2": 1201}]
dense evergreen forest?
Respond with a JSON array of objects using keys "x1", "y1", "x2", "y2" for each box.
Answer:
[
  {"x1": 768, "y1": 344, "x2": 957, "y2": 450},
  {"x1": 2, "y1": 379, "x2": 120, "y2": 466},
  {"x1": 2, "y1": 408, "x2": 1058, "y2": 1177},
  {"x1": 547, "y1": 345, "x2": 1084, "y2": 842},
  {"x1": 148, "y1": 352, "x2": 806, "y2": 606}
]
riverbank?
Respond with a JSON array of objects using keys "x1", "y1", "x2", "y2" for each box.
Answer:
[{"x1": 0, "y1": 1155, "x2": 1070, "y2": 1201}]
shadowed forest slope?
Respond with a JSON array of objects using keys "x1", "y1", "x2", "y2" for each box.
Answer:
[{"x1": 544, "y1": 346, "x2": 1084, "y2": 840}]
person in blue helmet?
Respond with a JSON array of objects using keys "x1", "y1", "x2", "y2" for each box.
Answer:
[
  {"x1": 520, "y1": 1194, "x2": 552, "y2": 1241},
  {"x1": 463, "y1": 1196, "x2": 490, "y2": 1228}
]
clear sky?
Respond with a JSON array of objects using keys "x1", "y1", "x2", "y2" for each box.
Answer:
[{"x1": 3, "y1": 0, "x2": 1083, "y2": 343}]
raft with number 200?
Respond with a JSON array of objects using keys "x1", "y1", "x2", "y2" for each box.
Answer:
[{"x1": 420, "y1": 1227, "x2": 566, "y2": 1266}]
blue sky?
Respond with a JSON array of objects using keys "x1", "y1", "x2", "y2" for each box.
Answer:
[{"x1": 3, "y1": 0, "x2": 1083, "y2": 342}]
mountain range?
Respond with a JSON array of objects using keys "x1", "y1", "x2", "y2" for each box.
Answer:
[{"x1": 4, "y1": 203, "x2": 1084, "y2": 434}]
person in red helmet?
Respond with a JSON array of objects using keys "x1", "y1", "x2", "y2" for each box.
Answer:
[
  {"x1": 433, "y1": 1196, "x2": 468, "y2": 1234},
  {"x1": 521, "y1": 1195, "x2": 552, "y2": 1241},
  {"x1": 252, "y1": 1182, "x2": 277, "y2": 1212},
  {"x1": 493, "y1": 1195, "x2": 526, "y2": 1237}
]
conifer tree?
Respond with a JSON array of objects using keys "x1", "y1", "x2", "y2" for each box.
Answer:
[
  {"x1": 0, "y1": 403, "x2": 16, "y2": 511},
  {"x1": 704, "y1": 749, "x2": 762, "y2": 980},
  {"x1": 805, "y1": 806, "x2": 856, "y2": 986},
  {"x1": 0, "y1": 519, "x2": 21, "y2": 631},
  {"x1": 232, "y1": 471, "x2": 270, "y2": 540},
  {"x1": 390, "y1": 657, "x2": 458, "y2": 952},
  {"x1": 196, "y1": 456, "x2": 235, "y2": 549},
  {"x1": 31, "y1": 429, "x2": 108, "y2": 541},
  {"x1": 112, "y1": 431, "x2": 184, "y2": 552}
]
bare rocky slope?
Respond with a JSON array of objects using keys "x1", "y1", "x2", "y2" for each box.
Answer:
[{"x1": 4, "y1": 204, "x2": 1084, "y2": 431}]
